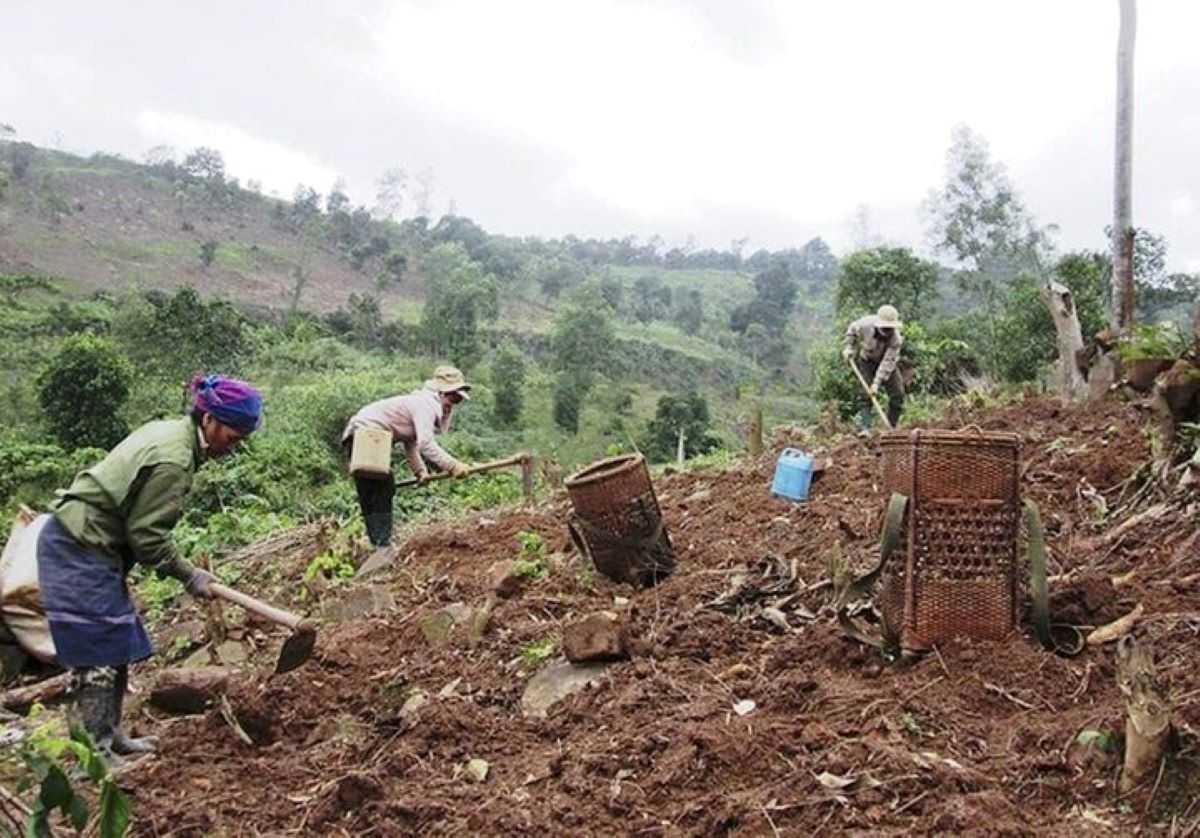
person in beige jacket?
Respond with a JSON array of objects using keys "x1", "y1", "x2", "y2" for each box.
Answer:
[
  {"x1": 341, "y1": 366, "x2": 473, "y2": 547},
  {"x1": 843, "y1": 304, "x2": 905, "y2": 432}
]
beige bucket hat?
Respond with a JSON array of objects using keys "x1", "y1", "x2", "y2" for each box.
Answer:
[
  {"x1": 875, "y1": 305, "x2": 903, "y2": 330},
  {"x1": 425, "y1": 365, "x2": 472, "y2": 399}
]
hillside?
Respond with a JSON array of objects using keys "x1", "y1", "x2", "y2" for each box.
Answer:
[
  {"x1": 0, "y1": 148, "x2": 401, "y2": 313},
  {"x1": 0, "y1": 143, "x2": 786, "y2": 408},
  {"x1": 9, "y1": 394, "x2": 1189, "y2": 835},
  {"x1": 0, "y1": 145, "x2": 783, "y2": 326}
]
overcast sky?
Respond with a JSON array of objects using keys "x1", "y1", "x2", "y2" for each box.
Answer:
[{"x1": 3, "y1": 0, "x2": 1199, "y2": 272}]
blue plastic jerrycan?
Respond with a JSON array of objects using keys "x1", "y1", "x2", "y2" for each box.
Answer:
[{"x1": 770, "y1": 448, "x2": 814, "y2": 502}]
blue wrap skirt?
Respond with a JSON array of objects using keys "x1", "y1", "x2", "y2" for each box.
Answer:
[{"x1": 36, "y1": 515, "x2": 153, "y2": 668}]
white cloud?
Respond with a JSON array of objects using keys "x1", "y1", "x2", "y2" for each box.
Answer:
[
  {"x1": 368, "y1": 0, "x2": 1171, "y2": 239},
  {"x1": 135, "y1": 110, "x2": 340, "y2": 198},
  {"x1": 1169, "y1": 195, "x2": 1195, "y2": 218}
]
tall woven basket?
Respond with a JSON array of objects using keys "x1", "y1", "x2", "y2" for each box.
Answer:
[
  {"x1": 564, "y1": 454, "x2": 675, "y2": 588},
  {"x1": 878, "y1": 428, "x2": 1021, "y2": 649}
]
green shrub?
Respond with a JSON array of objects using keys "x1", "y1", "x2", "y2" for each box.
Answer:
[
  {"x1": 1118, "y1": 322, "x2": 1190, "y2": 361},
  {"x1": 900, "y1": 321, "x2": 978, "y2": 395},
  {"x1": 520, "y1": 638, "x2": 556, "y2": 666},
  {"x1": 552, "y1": 371, "x2": 589, "y2": 435},
  {"x1": 490, "y1": 342, "x2": 527, "y2": 427},
  {"x1": 37, "y1": 332, "x2": 133, "y2": 451},
  {"x1": 0, "y1": 434, "x2": 104, "y2": 540}
]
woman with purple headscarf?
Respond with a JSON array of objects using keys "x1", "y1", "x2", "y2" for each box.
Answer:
[{"x1": 29, "y1": 373, "x2": 262, "y2": 762}]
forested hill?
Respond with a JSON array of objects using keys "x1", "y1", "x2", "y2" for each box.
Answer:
[{"x1": 0, "y1": 141, "x2": 838, "y2": 326}]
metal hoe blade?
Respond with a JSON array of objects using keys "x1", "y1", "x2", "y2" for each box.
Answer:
[{"x1": 275, "y1": 626, "x2": 317, "y2": 674}]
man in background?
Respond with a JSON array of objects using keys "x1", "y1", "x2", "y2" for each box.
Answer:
[{"x1": 843, "y1": 304, "x2": 905, "y2": 433}]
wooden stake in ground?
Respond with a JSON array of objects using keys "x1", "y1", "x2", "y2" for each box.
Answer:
[
  {"x1": 1116, "y1": 636, "x2": 1171, "y2": 795},
  {"x1": 749, "y1": 408, "x2": 763, "y2": 458}
]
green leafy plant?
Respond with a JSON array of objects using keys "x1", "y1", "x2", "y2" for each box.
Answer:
[
  {"x1": 640, "y1": 391, "x2": 719, "y2": 464},
  {"x1": 167, "y1": 633, "x2": 193, "y2": 658},
  {"x1": 199, "y1": 240, "x2": 219, "y2": 268},
  {"x1": 303, "y1": 551, "x2": 356, "y2": 586},
  {"x1": 490, "y1": 342, "x2": 527, "y2": 427},
  {"x1": 12, "y1": 709, "x2": 132, "y2": 838},
  {"x1": 1117, "y1": 322, "x2": 1189, "y2": 361},
  {"x1": 575, "y1": 558, "x2": 595, "y2": 592},
  {"x1": 512, "y1": 531, "x2": 549, "y2": 582},
  {"x1": 1074, "y1": 729, "x2": 1115, "y2": 752},
  {"x1": 133, "y1": 570, "x2": 185, "y2": 622},
  {"x1": 520, "y1": 638, "x2": 556, "y2": 666}
]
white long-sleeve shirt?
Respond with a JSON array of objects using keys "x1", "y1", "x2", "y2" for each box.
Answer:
[{"x1": 341, "y1": 387, "x2": 462, "y2": 477}]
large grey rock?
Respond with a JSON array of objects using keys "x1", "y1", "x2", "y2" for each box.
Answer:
[
  {"x1": 322, "y1": 586, "x2": 396, "y2": 622},
  {"x1": 356, "y1": 547, "x2": 397, "y2": 579},
  {"x1": 520, "y1": 659, "x2": 612, "y2": 718},
  {"x1": 182, "y1": 639, "x2": 249, "y2": 668},
  {"x1": 420, "y1": 603, "x2": 473, "y2": 647}
]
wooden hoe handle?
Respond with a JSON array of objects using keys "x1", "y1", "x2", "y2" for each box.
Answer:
[
  {"x1": 846, "y1": 355, "x2": 893, "y2": 430},
  {"x1": 209, "y1": 582, "x2": 313, "y2": 634},
  {"x1": 395, "y1": 452, "x2": 530, "y2": 488}
]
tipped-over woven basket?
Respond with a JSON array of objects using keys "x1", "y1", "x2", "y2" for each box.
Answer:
[{"x1": 564, "y1": 453, "x2": 674, "y2": 587}]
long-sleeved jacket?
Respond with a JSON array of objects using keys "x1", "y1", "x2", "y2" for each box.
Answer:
[
  {"x1": 341, "y1": 387, "x2": 463, "y2": 478},
  {"x1": 52, "y1": 417, "x2": 201, "y2": 576},
  {"x1": 844, "y1": 315, "x2": 904, "y2": 389}
]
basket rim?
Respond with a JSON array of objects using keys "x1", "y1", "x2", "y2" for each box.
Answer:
[
  {"x1": 565, "y1": 453, "x2": 646, "y2": 489},
  {"x1": 878, "y1": 427, "x2": 1021, "y2": 447}
]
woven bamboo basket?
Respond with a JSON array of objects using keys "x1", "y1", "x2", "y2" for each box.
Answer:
[
  {"x1": 564, "y1": 454, "x2": 675, "y2": 587},
  {"x1": 878, "y1": 428, "x2": 1021, "y2": 649}
]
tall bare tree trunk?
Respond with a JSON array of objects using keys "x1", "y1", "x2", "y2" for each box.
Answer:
[{"x1": 1112, "y1": 0, "x2": 1137, "y2": 332}]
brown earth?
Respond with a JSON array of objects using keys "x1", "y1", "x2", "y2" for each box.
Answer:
[{"x1": 113, "y1": 395, "x2": 1198, "y2": 835}]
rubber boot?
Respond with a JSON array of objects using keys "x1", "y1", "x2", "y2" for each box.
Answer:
[
  {"x1": 365, "y1": 512, "x2": 393, "y2": 548},
  {"x1": 856, "y1": 406, "x2": 873, "y2": 437},
  {"x1": 111, "y1": 666, "x2": 157, "y2": 755},
  {"x1": 73, "y1": 667, "x2": 124, "y2": 766}
]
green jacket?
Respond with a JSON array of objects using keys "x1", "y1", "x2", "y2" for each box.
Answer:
[{"x1": 53, "y1": 417, "x2": 202, "y2": 576}]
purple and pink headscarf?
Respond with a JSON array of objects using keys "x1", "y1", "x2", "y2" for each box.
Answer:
[{"x1": 190, "y1": 374, "x2": 263, "y2": 434}]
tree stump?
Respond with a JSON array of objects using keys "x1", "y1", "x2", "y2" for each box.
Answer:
[
  {"x1": 1116, "y1": 636, "x2": 1171, "y2": 794},
  {"x1": 1149, "y1": 359, "x2": 1200, "y2": 483}
]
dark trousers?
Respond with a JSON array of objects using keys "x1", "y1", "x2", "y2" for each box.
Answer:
[
  {"x1": 343, "y1": 438, "x2": 396, "y2": 547},
  {"x1": 854, "y1": 355, "x2": 905, "y2": 428},
  {"x1": 354, "y1": 474, "x2": 395, "y2": 547}
]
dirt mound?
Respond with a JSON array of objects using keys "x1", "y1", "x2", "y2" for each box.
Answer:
[{"x1": 118, "y1": 395, "x2": 1198, "y2": 835}]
